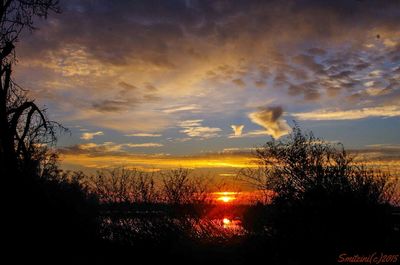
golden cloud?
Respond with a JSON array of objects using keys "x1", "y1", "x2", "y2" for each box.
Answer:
[
  {"x1": 293, "y1": 105, "x2": 400, "y2": 120},
  {"x1": 248, "y1": 106, "x2": 290, "y2": 138},
  {"x1": 231, "y1": 125, "x2": 244, "y2": 137},
  {"x1": 80, "y1": 131, "x2": 104, "y2": 140}
]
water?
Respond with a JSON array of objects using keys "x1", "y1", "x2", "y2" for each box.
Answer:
[{"x1": 100, "y1": 215, "x2": 246, "y2": 243}]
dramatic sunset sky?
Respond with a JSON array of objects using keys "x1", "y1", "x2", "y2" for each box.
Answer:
[{"x1": 13, "y1": 0, "x2": 400, "y2": 176}]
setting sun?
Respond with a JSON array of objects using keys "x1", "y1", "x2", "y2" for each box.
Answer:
[
  {"x1": 223, "y1": 218, "x2": 231, "y2": 225},
  {"x1": 218, "y1": 196, "x2": 235, "y2": 203},
  {"x1": 214, "y1": 192, "x2": 239, "y2": 203}
]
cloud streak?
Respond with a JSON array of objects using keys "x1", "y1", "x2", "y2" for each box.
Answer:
[
  {"x1": 293, "y1": 105, "x2": 400, "y2": 120},
  {"x1": 125, "y1": 133, "x2": 162, "y2": 137},
  {"x1": 80, "y1": 131, "x2": 104, "y2": 140},
  {"x1": 179, "y1": 120, "x2": 222, "y2": 138}
]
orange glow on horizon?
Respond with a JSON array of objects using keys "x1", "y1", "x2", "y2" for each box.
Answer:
[
  {"x1": 214, "y1": 191, "x2": 239, "y2": 203},
  {"x1": 61, "y1": 153, "x2": 256, "y2": 172},
  {"x1": 218, "y1": 196, "x2": 235, "y2": 203}
]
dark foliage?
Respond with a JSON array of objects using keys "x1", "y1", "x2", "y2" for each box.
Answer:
[
  {"x1": 9, "y1": 169, "x2": 100, "y2": 264},
  {"x1": 1, "y1": 2, "x2": 101, "y2": 264},
  {"x1": 240, "y1": 125, "x2": 399, "y2": 264}
]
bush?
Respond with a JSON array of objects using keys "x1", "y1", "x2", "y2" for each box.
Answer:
[{"x1": 240, "y1": 125, "x2": 399, "y2": 264}]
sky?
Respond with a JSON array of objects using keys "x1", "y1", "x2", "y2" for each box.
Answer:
[{"x1": 13, "y1": 0, "x2": 400, "y2": 175}]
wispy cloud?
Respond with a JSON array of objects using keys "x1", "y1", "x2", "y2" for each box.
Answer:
[
  {"x1": 80, "y1": 131, "x2": 104, "y2": 140},
  {"x1": 180, "y1": 127, "x2": 222, "y2": 138},
  {"x1": 162, "y1": 104, "x2": 201, "y2": 114},
  {"x1": 293, "y1": 105, "x2": 400, "y2": 120},
  {"x1": 179, "y1": 119, "x2": 222, "y2": 138},
  {"x1": 66, "y1": 142, "x2": 163, "y2": 154},
  {"x1": 125, "y1": 133, "x2": 162, "y2": 137},
  {"x1": 125, "y1": 143, "x2": 163, "y2": 148},
  {"x1": 365, "y1": 144, "x2": 400, "y2": 150},
  {"x1": 222, "y1": 147, "x2": 254, "y2": 153},
  {"x1": 229, "y1": 129, "x2": 275, "y2": 139},
  {"x1": 76, "y1": 142, "x2": 123, "y2": 152}
]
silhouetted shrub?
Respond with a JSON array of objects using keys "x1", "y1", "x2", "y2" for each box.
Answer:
[
  {"x1": 87, "y1": 167, "x2": 159, "y2": 204},
  {"x1": 240, "y1": 125, "x2": 399, "y2": 264}
]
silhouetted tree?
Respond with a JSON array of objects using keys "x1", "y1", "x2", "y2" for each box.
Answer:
[
  {"x1": 0, "y1": 0, "x2": 60, "y2": 178},
  {"x1": 162, "y1": 168, "x2": 210, "y2": 205},
  {"x1": 240, "y1": 125, "x2": 399, "y2": 264},
  {"x1": 0, "y1": 2, "x2": 104, "y2": 264},
  {"x1": 88, "y1": 167, "x2": 159, "y2": 204}
]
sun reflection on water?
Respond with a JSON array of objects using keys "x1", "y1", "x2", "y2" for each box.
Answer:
[{"x1": 221, "y1": 217, "x2": 242, "y2": 230}]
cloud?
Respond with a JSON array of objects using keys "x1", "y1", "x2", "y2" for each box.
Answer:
[
  {"x1": 254, "y1": 80, "x2": 266, "y2": 88},
  {"x1": 80, "y1": 131, "x2": 104, "y2": 140},
  {"x1": 308, "y1": 47, "x2": 326, "y2": 56},
  {"x1": 366, "y1": 144, "x2": 400, "y2": 150},
  {"x1": 118, "y1": 81, "x2": 137, "y2": 91},
  {"x1": 248, "y1": 106, "x2": 290, "y2": 138},
  {"x1": 230, "y1": 125, "x2": 244, "y2": 137},
  {"x1": 12, "y1": 0, "x2": 400, "y2": 157},
  {"x1": 65, "y1": 142, "x2": 163, "y2": 155},
  {"x1": 60, "y1": 145, "x2": 256, "y2": 171},
  {"x1": 288, "y1": 82, "x2": 320, "y2": 101},
  {"x1": 179, "y1": 119, "x2": 222, "y2": 138},
  {"x1": 293, "y1": 105, "x2": 400, "y2": 120},
  {"x1": 69, "y1": 142, "x2": 123, "y2": 153},
  {"x1": 179, "y1": 119, "x2": 203, "y2": 127},
  {"x1": 292, "y1": 54, "x2": 324, "y2": 73},
  {"x1": 91, "y1": 99, "x2": 130, "y2": 112},
  {"x1": 59, "y1": 143, "x2": 400, "y2": 177},
  {"x1": 273, "y1": 72, "x2": 289, "y2": 87},
  {"x1": 125, "y1": 143, "x2": 163, "y2": 148},
  {"x1": 228, "y1": 129, "x2": 277, "y2": 139},
  {"x1": 162, "y1": 104, "x2": 201, "y2": 113},
  {"x1": 246, "y1": 130, "x2": 270, "y2": 136},
  {"x1": 125, "y1": 133, "x2": 162, "y2": 137},
  {"x1": 180, "y1": 127, "x2": 222, "y2": 138},
  {"x1": 145, "y1": 83, "x2": 158, "y2": 92},
  {"x1": 67, "y1": 109, "x2": 172, "y2": 133},
  {"x1": 232, "y1": 78, "x2": 246, "y2": 88},
  {"x1": 222, "y1": 147, "x2": 254, "y2": 153}
]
